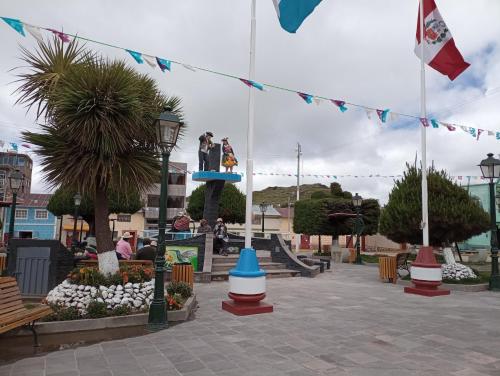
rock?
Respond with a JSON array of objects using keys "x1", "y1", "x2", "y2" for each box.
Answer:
[
  {"x1": 124, "y1": 293, "x2": 131, "y2": 298},
  {"x1": 102, "y1": 291, "x2": 108, "y2": 299},
  {"x1": 99, "y1": 285, "x2": 107, "y2": 291},
  {"x1": 84, "y1": 285, "x2": 91, "y2": 291},
  {"x1": 124, "y1": 282, "x2": 132, "y2": 288},
  {"x1": 116, "y1": 285, "x2": 123, "y2": 291},
  {"x1": 97, "y1": 298, "x2": 104, "y2": 303},
  {"x1": 133, "y1": 283, "x2": 140, "y2": 288},
  {"x1": 109, "y1": 285, "x2": 116, "y2": 291},
  {"x1": 113, "y1": 297, "x2": 122, "y2": 304},
  {"x1": 133, "y1": 289, "x2": 139, "y2": 293},
  {"x1": 105, "y1": 298, "x2": 113, "y2": 304},
  {"x1": 137, "y1": 293, "x2": 145, "y2": 299},
  {"x1": 133, "y1": 299, "x2": 142, "y2": 308}
]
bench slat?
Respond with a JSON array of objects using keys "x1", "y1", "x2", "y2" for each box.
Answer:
[
  {"x1": 0, "y1": 308, "x2": 53, "y2": 334},
  {"x1": 0, "y1": 287, "x2": 20, "y2": 297}
]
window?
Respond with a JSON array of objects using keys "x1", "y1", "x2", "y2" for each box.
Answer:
[
  {"x1": 147, "y1": 195, "x2": 160, "y2": 207},
  {"x1": 15, "y1": 209, "x2": 28, "y2": 219},
  {"x1": 117, "y1": 214, "x2": 131, "y2": 222},
  {"x1": 17, "y1": 157, "x2": 25, "y2": 166},
  {"x1": 252, "y1": 214, "x2": 262, "y2": 225},
  {"x1": 168, "y1": 173, "x2": 186, "y2": 185},
  {"x1": 35, "y1": 210, "x2": 48, "y2": 220},
  {"x1": 167, "y1": 196, "x2": 184, "y2": 209}
]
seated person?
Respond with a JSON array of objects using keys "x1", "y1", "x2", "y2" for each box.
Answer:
[{"x1": 136, "y1": 238, "x2": 156, "y2": 262}]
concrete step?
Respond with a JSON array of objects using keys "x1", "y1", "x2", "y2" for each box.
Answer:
[
  {"x1": 212, "y1": 255, "x2": 272, "y2": 264},
  {"x1": 211, "y1": 269, "x2": 300, "y2": 281},
  {"x1": 212, "y1": 262, "x2": 287, "y2": 272}
]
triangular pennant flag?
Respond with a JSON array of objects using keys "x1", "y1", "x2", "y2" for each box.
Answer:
[
  {"x1": 488, "y1": 130, "x2": 494, "y2": 136},
  {"x1": 126, "y1": 50, "x2": 143, "y2": 64},
  {"x1": 469, "y1": 127, "x2": 476, "y2": 138},
  {"x1": 142, "y1": 55, "x2": 157, "y2": 68},
  {"x1": 239, "y1": 79, "x2": 264, "y2": 91},
  {"x1": 460, "y1": 125, "x2": 468, "y2": 133},
  {"x1": 182, "y1": 64, "x2": 196, "y2": 72},
  {"x1": 376, "y1": 109, "x2": 390, "y2": 123},
  {"x1": 390, "y1": 112, "x2": 399, "y2": 122},
  {"x1": 313, "y1": 97, "x2": 322, "y2": 106},
  {"x1": 157, "y1": 57, "x2": 172, "y2": 72},
  {"x1": 420, "y1": 118, "x2": 430, "y2": 127},
  {"x1": 365, "y1": 109, "x2": 374, "y2": 120},
  {"x1": 24, "y1": 24, "x2": 44, "y2": 43},
  {"x1": 331, "y1": 100, "x2": 347, "y2": 112},
  {"x1": 9, "y1": 143, "x2": 18, "y2": 152},
  {"x1": 298, "y1": 92, "x2": 313, "y2": 104},
  {"x1": 430, "y1": 119, "x2": 440, "y2": 128},
  {"x1": 21, "y1": 144, "x2": 31, "y2": 148},
  {"x1": 497, "y1": 132, "x2": 500, "y2": 140},
  {"x1": 477, "y1": 129, "x2": 484, "y2": 140},
  {"x1": 48, "y1": 28, "x2": 71, "y2": 42},
  {"x1": 1, "y1": 17, "x2": 25, "y2": 36},
  {"x1": 442, "y1": 123, "x2": 456, "y2": 131}
]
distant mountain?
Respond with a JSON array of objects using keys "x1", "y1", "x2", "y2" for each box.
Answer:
[{"x1": 253, "y1": 184, "x2": 330, "y2": 207}]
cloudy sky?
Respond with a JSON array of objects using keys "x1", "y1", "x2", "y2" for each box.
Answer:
[{"x1": 1, "y1": 0, "x2": 500, "y2": 204}]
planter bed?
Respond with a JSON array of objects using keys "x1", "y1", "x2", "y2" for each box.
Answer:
[{"x1": 397, "y1": 279, "x2": 488, "y2": 292}]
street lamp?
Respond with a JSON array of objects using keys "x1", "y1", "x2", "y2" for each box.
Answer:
[
  {"x1": 352, "y1": 193, "x2": 363, "y2": 265},
  {"x1": 259, "y1": 202, "x2": 269, "y2": 234},
  {"x1": 478, "y1": 153, "x2": 500, "y2": 290},
  {"x1": 71, "y1": 193, "x2": 82, "y2": 252},
  {"x1": 7, "y1": 169, "x2": 24, "y2": 264},
  {"x1": 148, "y1": 108, "x2": 182, "y2": 330}
]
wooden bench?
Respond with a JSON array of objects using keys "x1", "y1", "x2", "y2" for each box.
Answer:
[
  {"x1": 0, "y1": 277, "x2": 52, "y2": 346},
  {"x1": 76, "y1": 259, "x2": 153, "y2": 268},
  {"x1": 0, "y1": 254, "x2": 6, "y2": 274}
]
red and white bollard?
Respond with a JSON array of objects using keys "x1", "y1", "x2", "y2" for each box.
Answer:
[{"x1": 404, "y1": 246, "x2": 450, "y2": 297}]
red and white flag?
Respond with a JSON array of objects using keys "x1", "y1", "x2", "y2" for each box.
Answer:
[{"x1": 415, "y1": 0, "x2": 470, "y2": 80}]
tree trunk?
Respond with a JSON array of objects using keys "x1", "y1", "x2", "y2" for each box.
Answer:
[
  {"x1": 94, "y1": 185, "x2": 114, "y2": 253},
  {"x1": 318, "y1": 235, "x2": 322, "y2": 254}
]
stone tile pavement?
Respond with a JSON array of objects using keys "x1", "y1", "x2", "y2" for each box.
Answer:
[{"x1": 2, "y1": 264, "x2": 500, "y2": 375}]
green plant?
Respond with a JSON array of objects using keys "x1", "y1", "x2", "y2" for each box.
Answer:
[
  {"x1": 17, "y1": 37, "x2": 184, "y2": 254},
  {"x1": 86, "y1": 301, "x2": 108, "y2": 319},
  {"x1": 43, "y1": 304, "x2": 80, "y2": 322},
  {"x1": 379, "y1": 164, "x2": 490, "y2": 246},
  {"x1": 111, "y1": 305, "x2": 132, "y2": 316},
  {"x1": 167, "y1": 281, "x2": 192, "y2": 299},
  {"x1": 361, "y1": 254, "x2": 380, "y2": 263},
  {"x1": 166, "y1": 293, "x2": 184, "y2": 311},
  {"x1": 188, "y1": 183, "x2": 245, "y2": 223}
]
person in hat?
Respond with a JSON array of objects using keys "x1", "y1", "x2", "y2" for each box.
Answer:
[
  {"x1": 213, "y1": 217, "x2": 229, "y2": 256},
  {"x1": 197, "y1": 218, "x2": 212, "y2": 234},
  {"x1": 221, "y1": 137, "x2": 238, "y2": 173},
  {"x1": 198, "y1": 131, "x2": 214, "y2": 171},
  {"x1": 172, "y1": 210, "x2": 191, "y2": 233},
  {"x1": 116, "y1": 232, "x2": 133, "y2": 260},
  {"x1": 136, "y1": 238, "x2": 156, "y2": 262}
]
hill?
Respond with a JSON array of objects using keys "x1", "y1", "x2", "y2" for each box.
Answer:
[{"x1": 253, "y1": 183, "x2": 330, "y2": 207}]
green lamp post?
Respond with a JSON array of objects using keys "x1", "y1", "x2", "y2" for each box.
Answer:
[
  {"x1": 148, "y1": 109, "x2": 182, "y2": 330},
  {"x1": 259, "y1": 202, "x2": 269, "y2": 234},
  {"x1": 7, "y1": 169, "x2": 25, "y2": 266},
  {"x1": 352, "y1": 193, "x2": 363, "y2": 265},
  {"x1": 71, "y1": 193, "x2": 82, "y2": 252},
  {"x1": 478, "y1": 153, "x2": 500, "y2": 290}
]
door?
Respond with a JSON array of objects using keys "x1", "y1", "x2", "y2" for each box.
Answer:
[
  {"x1": 15, "y1": 246, "x2": 51, "y2": 296},
  {"x1": 300, "y1": 234, "x2": 310, "y2": 249}
]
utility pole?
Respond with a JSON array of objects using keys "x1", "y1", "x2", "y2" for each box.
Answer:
[{"x1": 295, "y1": 142, "x2": 301, "y2": 253}]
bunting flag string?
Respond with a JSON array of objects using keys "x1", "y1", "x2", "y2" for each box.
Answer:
[{"x1": 2, "y1": 16, "x2": 500, "y2": 142}]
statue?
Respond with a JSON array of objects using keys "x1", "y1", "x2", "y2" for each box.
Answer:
[
  {"x1": 221, "y1": 137, "x2": 238, "y2": 173},
  {"x1": 198, "y1": 131, "x2": 214, "y2": 171}
]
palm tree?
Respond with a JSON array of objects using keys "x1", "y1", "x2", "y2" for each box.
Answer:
[{"x1": 17, "y1": 38, "x2": 184, "y2": 253}]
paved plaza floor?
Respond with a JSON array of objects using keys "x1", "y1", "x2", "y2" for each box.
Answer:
[{"x1": 2, "y1": 264, "x2": 500, "y2": 376}]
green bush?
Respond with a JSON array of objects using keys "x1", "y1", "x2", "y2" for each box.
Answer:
[
  {"x1": 86, "y1": 301, "x2": 108, "y2": 318},
  {"x1": 111, "y1": 305, "x2": 132, "y2": 316},
  {"x1": 43, "y1": 304, "x2": 80, "y2": 322},
  {"x1": 167, "y1": 281, "x2": 192, "y2": 299}
]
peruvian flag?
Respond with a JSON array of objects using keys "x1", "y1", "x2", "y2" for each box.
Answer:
[{"x1": 415, "y1": 0, "x2": 470, "y2": 80}]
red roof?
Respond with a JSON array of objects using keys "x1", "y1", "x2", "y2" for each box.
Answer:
[{"x1": 18, "y1": 193, "x2": 52, "y2": 208}]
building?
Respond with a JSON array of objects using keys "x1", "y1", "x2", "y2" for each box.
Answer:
[
  {"x1": 0, "y1": 152, "x2": 33, "y2": 204},
  {"x1": 462, "y1": 181, "x2": 500, "y2": 249},
  {"x1": 226, "y1": 205, "x2": 283, "y2": 236},
  {"x1": 3, "y1": 194, "x2": 57, "y2": 240},
  {"x1": 143, "y1": 161, "x2": 187, "y2": 231}
]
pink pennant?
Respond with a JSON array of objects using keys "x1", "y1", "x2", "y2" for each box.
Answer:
[
  {"x1": 419, "y1": 118, "x2": 430, "y2": 127},
  {"x1": 21, "y1": 144, "x2": 31, "y2": 148},
  {"x1": 47, "y1": 28, "x2": 71, "y2": 43},
  {"x1": 442, "y1": 123, "x2": 456, "y2": 131},
  {"x1": 477, "y1": 129, "x2": 484, "y2": 140}
]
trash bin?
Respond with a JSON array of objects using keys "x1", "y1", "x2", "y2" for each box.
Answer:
[{"x1": 172, "y1": 262, "x2": 194, "y2": 288}]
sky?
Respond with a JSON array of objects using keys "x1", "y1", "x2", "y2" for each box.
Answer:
[{"x1": 1, "y1": 0, "x2": 500, "y2": 205}]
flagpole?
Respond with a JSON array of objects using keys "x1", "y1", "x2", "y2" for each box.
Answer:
[
  {"x1": 419, "y1": 0, "x2": 429, "y2": 247},
  {"x1": 244, "y1": 0, "x2": 257, "y2": 249}
]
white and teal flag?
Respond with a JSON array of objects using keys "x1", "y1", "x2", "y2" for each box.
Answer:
[{"x1": 272, "y1": 0, "x2": 322, "y2": 33}]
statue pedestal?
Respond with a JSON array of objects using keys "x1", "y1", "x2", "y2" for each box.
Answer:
[
  {"x1": 222, "y1": 248, "x2": 273, "y2": 316},
  {"x1": 404, "y1": 246, "x2": 450, "y2": 297}
]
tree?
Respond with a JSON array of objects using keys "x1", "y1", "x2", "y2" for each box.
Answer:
[
  {"x1": 187, "y1": 184, "x2": 245, "y2": 224},
  {"x1": 17, "y1": 38, "x2": 183, "y2": 253},
  {"x1": 294, "y1": 183, "x2": 381, "y2": 250},
  {"x1": 47, "y1": 186, "x2": 143, "y2": 235},
  {"x1": 379, "y1": 165, "x2": 490, "y2": 246}
]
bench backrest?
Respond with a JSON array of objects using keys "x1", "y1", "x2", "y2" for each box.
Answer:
[{"x1": 0, "y1": 277, "x2": 24, "y2": 318}]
